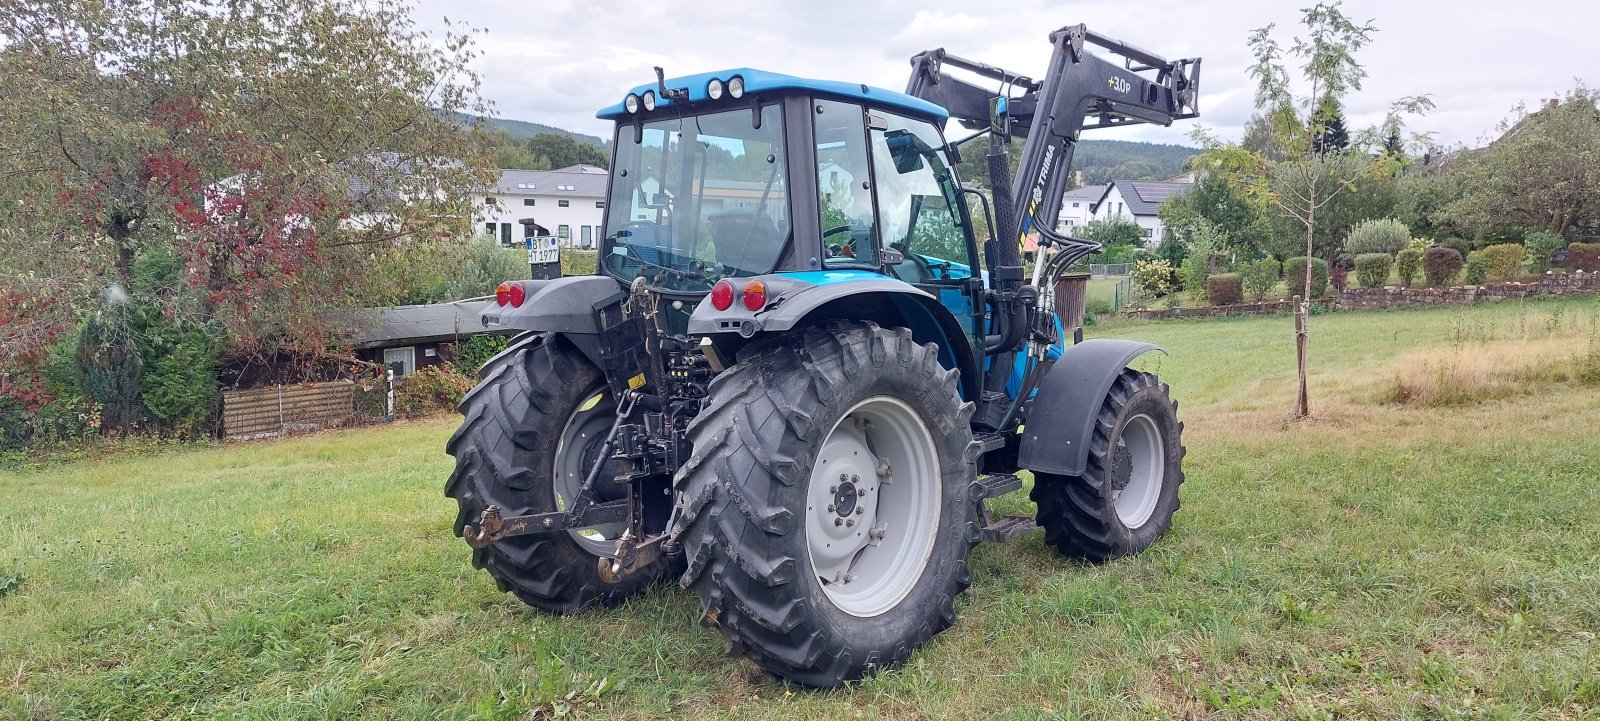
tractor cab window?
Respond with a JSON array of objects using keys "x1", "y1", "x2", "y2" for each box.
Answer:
[
  {"x1": 868, "y1": 111, "x2": 975, "y2": 284},
  {"x1": 601, "y1": 105, "x2": 790, "y2": 292},
  {"x1": 813, "y1": 99, "x2": 878, "y2": 268}
]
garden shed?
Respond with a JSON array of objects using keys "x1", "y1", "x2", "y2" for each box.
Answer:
[{"x1": 349, "y1": 300, "x2": 511, "y2": 378}]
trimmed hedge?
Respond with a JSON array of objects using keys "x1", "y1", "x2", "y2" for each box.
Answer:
[
  {"x1": 1207, "y1": 273, "x2": 1243, "y2": 306},
  {"x1": 1566, "y1": 243, "x2": 1600, "y2": 272},
  {"x1": 1354, "y1": 253, "x2": 1393, "y2": 288},
  {"x1": 1343, "y1": 218, "x2": 1411, "y2": 255},
  {"x1": 1422, "y1": 246, "x2": 1465, "y2": 288},
  {"x1": 1479, "y1": 243, "x2": 1524, "y2": 282},
  {"x1": 1464, "y1": 251, "x2": 1488, "y2": 285},
  {"x1": 1396, "y1": 248, "x2": 1423, "y2": 288},
  {"x1": 1284, "y1": 257, "x2": 1330, "y2": 298}
]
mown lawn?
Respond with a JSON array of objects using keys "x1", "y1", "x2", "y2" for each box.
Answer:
[{"x1": 4, "y1": 296, "x2": 1599, "y2": 720}]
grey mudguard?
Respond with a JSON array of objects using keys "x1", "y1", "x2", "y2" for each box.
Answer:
[
  {"x1": 1016, "y1": 339, "x2": 1166, "y2": 477},
  {"x1": 687, "y1": 273, "x2": 981, "y2": 400},
  {"x1": 686, "y1": 275, "x2": 938, "y2": 336},
  {"x1": 478, "y1": 275, "x2": 623, "y2": 335}
]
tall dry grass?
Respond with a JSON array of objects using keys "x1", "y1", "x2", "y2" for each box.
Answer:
[{"x1": 1383, "y1": 305, "x2": 1600, "y2": 406}]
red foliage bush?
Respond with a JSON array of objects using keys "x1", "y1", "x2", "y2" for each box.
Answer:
[
  {"x1": 1565, "y1": 243, "x2": 1600, "y2": 272},
  {"x1": 1422, "y1": 246, "x2": 1465, "y2": 288}
]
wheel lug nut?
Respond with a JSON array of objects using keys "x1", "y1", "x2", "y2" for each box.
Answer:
[
  {"x1": 827, "y1": 504, "x2": 836, "y2": 513},
  {"x1": 830, "y1": 485, "x2": 837, "y2": 493},
  {"x1": 846, "y1": 519, "x2": 855, "y2": 528},
  {"x1": 834, "y1": 518, "x2": 842, "y2": 526},
  {"x1": 855, "y1": 507, "x2": 864, "y2": 515},
  {"x1": 839, "y1": 473, "x2": 848, "y2": 483},
  {"x1": 851, "y1": 474, "x2": 860, "y2": 484}
]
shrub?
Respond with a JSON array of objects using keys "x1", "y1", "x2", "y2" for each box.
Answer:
[
  {"x1": 139, "y1": 330, "x2": 221, "y2": 438},
  {"x1": 1565, "y1": 243, "x2": 1600, "y2": 272},
  {"x1": 1240, "y1": 258, "x2": 1280, "y2": 303},
  {"x1": 1523, "y1": 231, "x2": 1563, "y2": 274},
  {"x1": 1354, "y1": 253, "x2": 1393, "y2": 288},
  {"x1": 1283, "y1": 257, "x2": 1329, "y2": 298},
  {"x1": 454, "y1": 334, "x2": 511, "y2": 375},
  {"x1": 1344, "y1": 218, "x2": 1411, "y2": 255},
  {"x1": 394, "y1": 365, "x2": 475, "y2": 417},
  {"x1": 1438, "y1": 236, "x2": 1473, "y2": 257},
  {"x1": 1330, "y1": 265, "x2": 1349, "y2": 292},
  {"x1": 1422, "y1": 246, "x2": 1465, "y2": 288},
  {"x1": 1478, "y1": 243, "x2": 1524, "y2": 282},
  {"x1": 1207, "y1": 273, "x2": 1243, "y2": 305},
  {"x1": 1179, "y1": 252, "x2": 1210, "y2": 300},
  {"x1": 1463, "y1": 251, "x2": 1488, "y2": 285},
  {"x1": 1396, "y1": 248, "x2": 1423, "y2": 287},
  {"x1": 1131, "y1": 259, "x2": 1176, "y2": 297},
  {"x1": 1098, "y1": 243, "x2": 1139, "y2": 264}
]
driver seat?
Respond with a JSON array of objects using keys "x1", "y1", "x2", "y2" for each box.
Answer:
[{"x1": 707, "y1": 207, "x2": 782, "y2": 276}]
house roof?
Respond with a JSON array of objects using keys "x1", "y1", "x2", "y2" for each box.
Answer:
[
  {"x1": 348, "y1": 301, "x2": 504, "y2": 348},
  {"x1": 1104, "y1": 179, "x2": 1191, "y2": 217},
  {"x1": 493, "y1": 168, "x2": 609, "y2": 197},
  {"x1": 1062, "y1": 185, "x2": 1106, "y2": 202}
]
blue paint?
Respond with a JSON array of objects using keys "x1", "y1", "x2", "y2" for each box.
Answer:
[
  {"x1": 778, "y1": 269, "x2": 887, "y2": 286},
  {"x1": 596, "y1": 68, "x2": 950, "y2": 122}
]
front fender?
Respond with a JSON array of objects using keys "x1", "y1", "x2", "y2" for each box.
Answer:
[{"x1": 1016, "y1": 339, "x2": 1166, "y2": 477}]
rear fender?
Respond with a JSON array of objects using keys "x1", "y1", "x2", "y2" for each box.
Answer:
[
  {"x1": 1016, "y1": 339, "x2": 1165, "y2": 476},
  {"x1": 478, "y1": 275, "x2": 624, "y2": 366},
  {"x1": 688, "y1": 271, "x2": 982, "y2": 401}
]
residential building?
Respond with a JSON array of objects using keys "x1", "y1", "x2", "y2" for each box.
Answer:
[
  {"x1": 1085, "y1": 178, "x2": 1193, "y2": 246},
  {"x1": 476, "y1": 165, "x2": 609, "y2": 248},
  {"x1": 1057, "y1": 185, "x2": 1106, "y2": 232}
]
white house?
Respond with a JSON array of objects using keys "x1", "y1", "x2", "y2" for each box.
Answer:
[
  {"x1": 476, "y1": 165, "x2": 609, "y2": 248},
  {"x1": 1080, "y1": 177, "x2": 1193, "y2": 247},
  {"x1": 1057, "y1": 185, "x2": 1105, "y2": 232}
]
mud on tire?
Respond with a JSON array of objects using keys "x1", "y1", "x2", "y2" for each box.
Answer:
[
  {"x1": 670, "y1": 321, "x2": 980, "y2": 687},
  {"x1": 444, "y1": 334, "x2": 669, "y2": 613}
]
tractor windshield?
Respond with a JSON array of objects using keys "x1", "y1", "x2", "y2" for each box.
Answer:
[{"x1": 601, "y1": 105, "x2": 791, "y2": 293}]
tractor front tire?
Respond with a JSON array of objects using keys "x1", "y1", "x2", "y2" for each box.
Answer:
[
  {"x1": 671, "y1": 321, "x2": 980, "y2": 687},
  {"x1": 1030, "y1": 368, "x2": 1185, "y2": 562},
  {"x1": 444, "y1": 334, "x2": 669, "y2": 613}
]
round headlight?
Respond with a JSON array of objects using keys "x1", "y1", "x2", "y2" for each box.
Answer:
[
  {"x1": 707, "y1": 78, "x2": 725, "y2": 100},
  {"x1": 624, "y1": 94, "x2": 640, "y2": 114},
  {"x1": 727, "y1": 76, "x2": 744, "y2": 99},
  {"x1": 642, "y1": 90, "x2": 657, "y2": 111}
]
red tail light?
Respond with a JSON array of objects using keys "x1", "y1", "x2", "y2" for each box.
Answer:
[
  {"x1": 710, "y1": 279, "x2": 734, "y2": 310},
  {"x1": 495, "y1": 282, "x2": 526, "y2": 308},
  {"x1": 742, "y1": 280, "x2": 767, "y2": 311}
]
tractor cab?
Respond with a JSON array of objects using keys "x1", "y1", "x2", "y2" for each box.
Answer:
[{"x1": 594, "y1": 69, "x2": 980, "y2": 302}]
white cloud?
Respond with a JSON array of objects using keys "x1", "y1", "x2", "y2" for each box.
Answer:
[{"x1": 415, "y1": 0, "x2": 1598, "y2": 149}]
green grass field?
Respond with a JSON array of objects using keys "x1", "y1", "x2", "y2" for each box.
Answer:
[{"x1": 4, "y1": 296, "x2": 1599, "y2": 720}]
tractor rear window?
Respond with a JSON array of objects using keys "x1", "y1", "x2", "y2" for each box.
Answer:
[{"x1": 601, "y1": 106, "x2": 791, "y2": 293}]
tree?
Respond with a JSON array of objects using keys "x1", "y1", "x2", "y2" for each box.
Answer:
[
  {"x1": 1311, "y1": 99, "x2": 1350, "y2": 154},
  {"x1": 1245, "y1": 1, "x2": 1431, "y2": 418},
  {"x1": 0, "y1": 0, "x2": 496, "y2": 429},
  {"x1": 1081, "y1": 217, "x2": 1147, "y2": 247},
  {"x1": 525, "y1": 133, "x2": 609, "y2": 170},
  {"x1": 1157, "y1": 172, "x2": 1272, "y2": 257},
  {"x1": 1442, "y1": 86, "x2": 1599, "y2": 237}
]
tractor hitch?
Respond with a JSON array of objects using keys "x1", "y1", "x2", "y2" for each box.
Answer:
[{"x1": 462, "y1": 500, "x2": 632, "y2": 549}]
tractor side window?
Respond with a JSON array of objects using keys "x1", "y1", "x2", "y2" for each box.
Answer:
[
  {"x1": 868, "y1": 112, "x2": 973, "y2": 280},
  {"x1": 812, "y1": 99, "x2": 877, "y2": 268}
]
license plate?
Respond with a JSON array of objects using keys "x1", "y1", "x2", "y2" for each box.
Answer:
[{"x1": 527, "y1": 237, "x2": 559, "y2": 265}]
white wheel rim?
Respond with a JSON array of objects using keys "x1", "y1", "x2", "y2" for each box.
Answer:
[
  {"x1": 1113, "y1": 413, "x2": 1165, "y2": 528},
  {"x1": 552, "y1": 389, "x2": 626, "y2": 555},
  {"x1": 804, "y1": 396, "x2": 941, "y2": 618}
]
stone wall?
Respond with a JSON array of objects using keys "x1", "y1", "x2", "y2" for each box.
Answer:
[
  {"x1": 1336, "y1": 271, "x2": 1600, "y2": 310},
  {"x1": 1120, "y1": 271, "x2": 1599, "y2": 321}
]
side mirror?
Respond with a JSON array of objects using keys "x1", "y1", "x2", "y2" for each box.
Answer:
[{"x1": 884, "y1": 129, "x2": 927, "y2": 174}]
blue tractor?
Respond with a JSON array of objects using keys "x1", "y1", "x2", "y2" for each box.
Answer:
[{"x1": 447, "y1": 25, "x2": 1201, "y2": 687}]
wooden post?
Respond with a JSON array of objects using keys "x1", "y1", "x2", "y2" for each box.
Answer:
[{"x1": 1293, "y1": 294, "x2": 1309, "y2": 418}]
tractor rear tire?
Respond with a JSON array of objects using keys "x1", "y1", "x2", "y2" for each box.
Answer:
[
  {"x1": 444, "y1": 334, "x2": 669, "y2": 613},
  {"x1": 1030, "y1": 368, "x2": 1184, "y2": 562},
  {"x1": 671, "y1": 321, "x2": 980, "y2": 687}
]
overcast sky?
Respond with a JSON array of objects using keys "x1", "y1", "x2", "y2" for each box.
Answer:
[{"x1": 417, "y1": 0, "x2": 1596, "y2": 149}]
